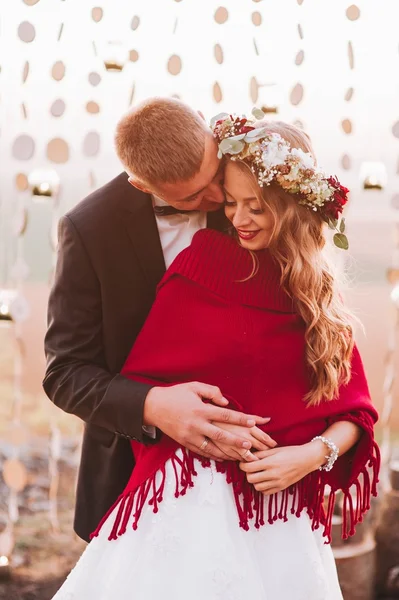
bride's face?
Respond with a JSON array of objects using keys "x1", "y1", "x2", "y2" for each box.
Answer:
[{"x1": 224, "y1": 162, "x2": 274, "y2": 250}]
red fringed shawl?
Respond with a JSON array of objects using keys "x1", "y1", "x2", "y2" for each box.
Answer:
[{"x1": 92, "y1": 229, "x2": 379, "y2": 543}]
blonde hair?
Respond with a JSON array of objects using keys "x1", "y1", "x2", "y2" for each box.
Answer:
[
  {"x1": 115, "y1": 97, "x2": 209, "y2": 186},
  {"x1": 233, "y1": 121, "x2": 355, "y2": 406}
]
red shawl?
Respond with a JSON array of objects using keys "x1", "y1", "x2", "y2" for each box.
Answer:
[{"x1": 92, "y1": 229, "x2": 379, "y2": 543}]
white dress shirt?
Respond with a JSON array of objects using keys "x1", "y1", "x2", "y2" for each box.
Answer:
[
  {"x1": 142, "y1": 196, "x2": 207, "y2": 439},
  {"x1": 153, "y1": 195, "x2": 207, "y2": 269}
]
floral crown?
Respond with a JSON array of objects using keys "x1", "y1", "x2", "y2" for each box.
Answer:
[{"x1": 211, "y1": 109, "x2": 349, "y2": 250}]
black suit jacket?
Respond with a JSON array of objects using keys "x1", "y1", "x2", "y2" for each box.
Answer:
[{"x1": 43, "y1": 172, "x2": 226, "y2": 542}]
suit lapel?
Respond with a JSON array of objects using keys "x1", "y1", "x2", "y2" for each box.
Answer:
[
  {"x1": 119, "y1": 172, "x2": 227, "y2": 293},
  {"x1": 121, "y1": 183, "x2": 166, "y2": 296}
]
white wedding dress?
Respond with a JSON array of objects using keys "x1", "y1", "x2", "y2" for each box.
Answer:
[{"x1": 53, "y1": 451, "x2": 343, "y2": 600}]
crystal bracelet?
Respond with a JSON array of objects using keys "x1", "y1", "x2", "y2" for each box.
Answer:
[{"x1": 311, "y1": 435, "x2": 340, "y2": 472}]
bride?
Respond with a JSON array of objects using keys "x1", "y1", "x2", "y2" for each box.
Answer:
[{"x1": 53, "y1": 113, "x2": 379, "y2": 600}]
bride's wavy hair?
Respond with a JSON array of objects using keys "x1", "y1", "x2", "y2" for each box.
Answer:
[{"x1": 232, "y1": 121, "x2": 355, "y2": 406}]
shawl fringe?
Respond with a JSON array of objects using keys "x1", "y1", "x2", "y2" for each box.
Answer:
[{"x1": 90, "y1": 440, "x2": 380, "y2": 543}]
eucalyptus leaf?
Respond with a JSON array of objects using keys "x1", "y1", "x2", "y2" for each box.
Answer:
[
  {"x1": 252, "y1": 107, "x2": 265, "y2": 120},
  {"x1": 219, "y1": 138, "x2": 244, "y2": 155},
  {"x1": 333, "y1": 233, "x2": 349, "y2": 250},
  {"x1": 327, "y1": 218, "x2": 338, "y2": 230},
  {"x1": 210, "y1": 112, "x2": 229, "y2": 127},
  {"x1": 229, "y1": 133, "x2": 246, "y2": 142},
  {"x1": 339, "y1": 218, "x2": 346, "y2": 233},
  {"x1": 244, "y1": 127, "x2": 269, "y2": 143},
  {"x1": 229, "y1": 140, "x2": 245, "y2": 154}
]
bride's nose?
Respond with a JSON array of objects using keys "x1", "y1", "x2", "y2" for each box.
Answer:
[{"x1": 232, "y1": 205, "x2": 251, "y2": 228}]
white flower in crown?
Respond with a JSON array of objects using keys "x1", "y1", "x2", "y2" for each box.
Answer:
[
  {"x1": 291, "y1": 147, "x2": 316, "y2": 170},
  {"x1": 261, "y1": 134, "x2": 290, "y2": 169},
  {"x1": 211, "y1": 109, "x2": 351, "y2": 250}
]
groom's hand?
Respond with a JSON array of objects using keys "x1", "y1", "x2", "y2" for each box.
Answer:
[
  {"x1": 212, "y1": 422, "x2": 277, "y2": 462},
  {"x1": 143, "y1": 382, "x2": 270, "y2": 461}
]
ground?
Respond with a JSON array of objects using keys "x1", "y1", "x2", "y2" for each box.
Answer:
[{"x1": 0, "y1": 504, "x2": 85, "y2": 599}]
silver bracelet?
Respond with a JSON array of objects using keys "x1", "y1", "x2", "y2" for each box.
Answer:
[{"x1": 311, "y1": 436, "x2": 339, "y2": 472}]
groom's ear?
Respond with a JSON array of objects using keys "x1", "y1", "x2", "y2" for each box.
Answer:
[{"x1": 127, "y1": 177, "x2": 152, "y2": 194}]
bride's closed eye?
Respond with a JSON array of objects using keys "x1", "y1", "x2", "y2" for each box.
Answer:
[{"x1": 224, "y1": 199, "x2": 264, "y2": 215}]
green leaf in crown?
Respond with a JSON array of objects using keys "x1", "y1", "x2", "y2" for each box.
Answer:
[{"x1": 333, "y1": 233, "x2": 349, "y2": 250}]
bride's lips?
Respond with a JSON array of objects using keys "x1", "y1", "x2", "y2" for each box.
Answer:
[{"x1": 236, "y1": 229, "x2": 261, "y2": 241}]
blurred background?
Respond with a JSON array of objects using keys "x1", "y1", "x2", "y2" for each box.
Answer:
[{"x1": 0, "y1": 0, "x2": 399, "y2": 598}]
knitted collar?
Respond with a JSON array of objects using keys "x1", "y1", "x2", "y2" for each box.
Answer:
[{"x1": 160, "y1": 229, "x2": 295, "y2": 314}]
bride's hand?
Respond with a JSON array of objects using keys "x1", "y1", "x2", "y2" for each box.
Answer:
[
  {"x1": 213, "y1": 422, "x2": 277, "y2": 462},
  {"x1": 238, "y1": 442, "x2": 326, "y2": 493}
]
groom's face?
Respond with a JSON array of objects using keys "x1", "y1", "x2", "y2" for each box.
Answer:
[{"x1": 152, "y1": 135, "x2": 225, "y2": 212}]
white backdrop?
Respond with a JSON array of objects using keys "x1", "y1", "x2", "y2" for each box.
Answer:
[{"x1": 0, "y1": 1, "x2": 397, "y2": 289}]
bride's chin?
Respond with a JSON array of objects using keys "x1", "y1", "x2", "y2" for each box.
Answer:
[{"x1": 238, "y1": 237, "x2": 270, "y2": 251}]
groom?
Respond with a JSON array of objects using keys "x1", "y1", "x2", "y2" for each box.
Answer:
[{"x1": 43, "y1": 97, "x2": 267, "y2": 542}]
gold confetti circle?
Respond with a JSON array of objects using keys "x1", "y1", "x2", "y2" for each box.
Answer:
[
  {"x1": 12, "y1": 135, "x2": 35, "y2": 160},
  {"x1": 348, "y1": 41, "x2": 354, "y2": 69},
  {"x1": 3, "y1": 459, "x2": 28, "y2": 492},
  {"x1": 392, "y1": 121, "x2": 399, "y2": 139},
  {"x1": 47, "y1": 138, "x2": 70, "y2": 163},
  {"x1": 293, "y1": 119, "x2": 304, "y2": 130},
  {"x1": 50, "y1": 99, "x2": 66, "y2": 117},
  {"x1": 15, "y1": 173, "x2": 29, "y2": 191},
  {"x1": 213, "y1": 82, "x2": 223, "y2": 103},
  {"x1": 88, "y1": 72, "x2": 101, "y2": 86},
  {"x1": 341, "y1": 119, "x2": 353, "y2": 134},
  {"x1": 91, "y1": 7, "x2": 103, "y2": 22},
  {"x1": 86, "y1": 101, "x2": 100, "y2": 114},
  {"x1": 252, "y1": 11, "x2": 262, "y2": 26},
  {"x1": 18, "y1": 21, "x2": 36, "y2": 43},
  {"x1": 346, "y1": 5, "x2": 360, "y2": 21},
  {"x1": 214, "y1": 44, "x2": 224, "y2": 64},
  {"x1": 341, "y1": 154, "x2": 351, "y2": 170},
  {"x1": 297, "y1": 0, "x2": 304, "y2": 4},
  {"x1": 344, "y1": 87, "x2": 354, "y2": 101},
  {"x1": 83, "y1": 132, "x2": 101, "y2": 157},
  {"x1": 214, "y1": 7, "x2": 228, "y2": 24},
  {"x1": 131, "y1": 16, "x2": 140, "y2": 30},
  {"x1": 23, "y1": 0, "x2": 41, "y2": 4},
  {"x1": 13, "y1": 208, "x2": 29, "y2": 236},
  {"x1": 298, "y1": 23, "x2": 304, "y2": 39},
  {"x1": 250, "y1": 76, "x2": 259, "y2": 104},
  {"x1": 51, "y1": 61, "x2": 66, "y2": 81},
  {"x1": 167, "y1": 55, "x2": 182, "y2": 76},
  {"x1": 129, "y1": 49, "x2": 139, "y2": 62},
  {"x1": 22, "y1": 61, "x2": 29, "y2": 83},
  {"x1": 289, "y1": 83, "x2": 304, "y2": 106},
  {"x1": 295, "y1": 50, "x2": 305, "y2": 66}
]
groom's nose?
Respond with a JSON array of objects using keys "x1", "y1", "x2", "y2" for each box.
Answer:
[{"x1": 204, "y1": 181, "x2": 225, "y2": 204}]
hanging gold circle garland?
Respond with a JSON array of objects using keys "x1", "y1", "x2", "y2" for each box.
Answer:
[
  {"x1": 214, "y1": 7, "x2": 228, "y2": 24},
  {"x1": 167, "y1": 55, "x2": 182, "y2": 76},
  {"x1": 3, "y1": 460, "x2": 28, "y2": 493}
]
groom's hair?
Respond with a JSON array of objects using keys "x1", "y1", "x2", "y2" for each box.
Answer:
[{"x1": 115, "y1": 97, "x2": 209, "y2": 186}]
